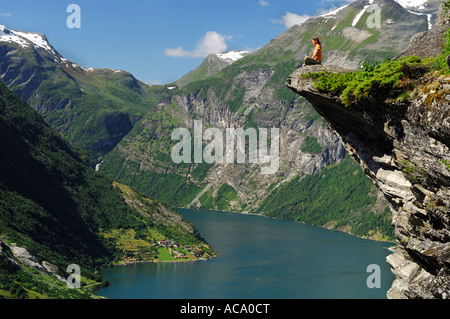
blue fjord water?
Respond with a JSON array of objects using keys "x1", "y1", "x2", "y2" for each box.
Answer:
[{"x1": 98, "y1": 209, "x2": 395, "y2": 299}]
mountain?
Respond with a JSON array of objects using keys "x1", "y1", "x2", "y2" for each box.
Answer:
[
  {"x1": 0, "y1": 81, "x2": 213, "y2": 298},
  {"x1": 97, "y1": 0, "x2": 437, "y2": 239},
  {"x1": 286, "y1": 1, "x2": 450, "y2": 298},
  {"x1": 0, "y1": 0, "x2": 439, "y2": 242},
  {"x1": 174, "y1": 50, "x2": 251, "y2": 87},
  {"x1": 0, "y1": 24, "x2": 154, "y2": 167}
]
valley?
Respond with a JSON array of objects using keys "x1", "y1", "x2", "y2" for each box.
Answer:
[{"x1": 0, "y1": 0, "x2": 446, "y2": 299}]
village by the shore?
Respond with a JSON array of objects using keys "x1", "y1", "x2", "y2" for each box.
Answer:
[{"x1": 116, "y1": 239, "x2": 215, "y2": 265}]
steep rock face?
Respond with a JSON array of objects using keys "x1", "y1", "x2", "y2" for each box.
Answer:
[
  {"x1": 397, "y1": 1, "x2": 449, "y2": 59},
  {"x1": 286, "y1": 64, "x2": 450, "y2": 298},
  {"x1": 139, "y1": 0, "x2": 435, "y2": 214},
  {"x1": 134, "y1": 71, "x2": 345, "y2": 212}
]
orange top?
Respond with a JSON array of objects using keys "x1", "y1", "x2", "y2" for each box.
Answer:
[{"x1": 313, "y1": 44, "x2": 322, "y2": 62}]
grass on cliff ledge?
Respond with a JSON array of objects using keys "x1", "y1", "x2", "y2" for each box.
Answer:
[{"x1": 301, "y1": 55, "x2": 445, "y2": 107}]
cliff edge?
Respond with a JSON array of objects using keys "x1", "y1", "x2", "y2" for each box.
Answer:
[
  {"x1": 286, "y1": 63, "x2": 450, "y2": 298},
  {"x1": 286, "y1": 0, "x2": 450, "y2": 299}
]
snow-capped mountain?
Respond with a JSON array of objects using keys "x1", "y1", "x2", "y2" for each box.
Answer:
[
  {"x1": 0, "y1": 25, "x2": 55, "y2": 52},
  {"x1": 0, "y1": 24, "x2": 70, "y2": 66},
  {"x1": 317, "y1": 0, "x2": 436, "y2": 30},
  {"x1": 394, "y1": 0, "x2": 430, "y2": 10},
  {"x1": 0, "y1": 24, "x2": 151, "y2": 167},
  {"x1": 269, "y1": 0, "x2": 439, "y2": 70},
  {"x1": 174, "y1": 50, "x2": 251, "y2": 87},
  {"x1": 394, "y1": 0, "x2": 436, "y2": 29},
  {"x1": 0, "y1": 24, "x2": 123, "y2": 73}
]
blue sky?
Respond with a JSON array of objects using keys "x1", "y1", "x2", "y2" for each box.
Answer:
[{"x1": 0, "y1": 0, "x2": 352, "y2": 84}]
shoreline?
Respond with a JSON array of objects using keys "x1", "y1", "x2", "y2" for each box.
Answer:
[
  {"x1": 110, "y1": 254, "x2": 215, "y2": 267},
  {"x1": 94, "y1": 208, "x2": 393, "y2": 297},
  {"x1": 91, "y1": 254, "x2": 216, "y2": 294},
  {"x1": 177, "y1": 206, "x2": 396, "y2": 244}
]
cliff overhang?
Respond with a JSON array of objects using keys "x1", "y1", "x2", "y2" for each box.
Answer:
[{"x1": 286, "y1": 64, "x2": 450, "y2": 299}]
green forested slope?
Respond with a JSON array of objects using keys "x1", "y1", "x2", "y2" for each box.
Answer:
[
  {"x1": 257, "y1": 156, "x2": 395, "y2": 241},
  {"x1": 0, "y1": 82, "x2": 211, "y2": 298}
]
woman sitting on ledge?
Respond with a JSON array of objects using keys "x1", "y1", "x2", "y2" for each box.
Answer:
[{"x1": 303, "y1": 37, "x2": 322, "y2": 66}]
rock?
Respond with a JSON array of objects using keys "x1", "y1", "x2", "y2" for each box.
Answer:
[
  {"x1": 165, "y1": 65, "x2": 348, "y2": 213},
  {"x1": 385, "y1": 246, "x2": 438, "y2": 299},
  {"x1": 42, "y1": 261, "x2": 59, "y2": 273},
  {"x1": 10, "y1": 244, "x2": 35, "y2": 261},
  {"x1": 10, "y1": 243, "x2": 46, "y2": 272},
  {"x1": 397, "y1": 1, "x2": 448, "y2": 60},
  {"x1": 396, "y1": 25, "x2": 447, "y2": 60},
  {"x1": 286, "y1": 63, "x2": 450, "y2": 299},
  {"x1": 42, "y1": 261, "x2": 66, "y2": 282}
]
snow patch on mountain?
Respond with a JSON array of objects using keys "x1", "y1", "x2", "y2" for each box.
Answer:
[
  {"x1": 352, "y1": 5, "x2": 371, "y2": 26},
  {"x1": 394, "y1": 0, "x2": 428, "y2": 9},
  {"x1": 320, "y1": 4, "x2": 349, "y2": 17},
  {"x1": 81, "y1": 67, "x2": 95, "y2": 72},
  {"x1": 394, "y1": 0, "x2": 433, "y2": 29},
  {"x1": 394, "y1": 0, "x2": 433, "y2": 30},
  {"x1": 0, "y1": 25, "x2": 56, "y2": 54},
  {"x1": 215, "y1": 50, "x2": 251, "y2": 63},
  {"x1": 0, "y1": 25, "x2": 29, "y2": 48},
  {"x1": 319, "y1": 0, "x2": 433, "y2": 30},
  {"x1": 14, "y1": 31, "x2": 56, "y2": 54},
  {"x1": 407, "y1": 9, "x2": 433, "y2": 29}
]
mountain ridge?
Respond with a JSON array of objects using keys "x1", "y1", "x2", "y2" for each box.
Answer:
[
  {"x1": 0, "y1": 23, "x2": 155, "y2": 167},
  {"x1": 174, "y1": 50, "x2": 252, "y2": 88}
]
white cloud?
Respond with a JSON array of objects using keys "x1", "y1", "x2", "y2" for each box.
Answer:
[
  {"x1": 164, "y1": 47, "x2": 190, "y2": 57},
  {"x1": 259, "y1": 0, "x2": 269, "y2": 6},
  {"x1": 165, "y1": 31, "x2": 229, "y2": 58},
  {"x1": 0, "y1": 13, "x2": 12, "y2": 17},
  {"x1": 273, "y1": 12, "x2": 311, "y2": 29}
]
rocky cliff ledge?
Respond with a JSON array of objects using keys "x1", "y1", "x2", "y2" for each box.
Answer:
[{"x1": 286, "y1": 64, "x2": 450, "y2": 298}]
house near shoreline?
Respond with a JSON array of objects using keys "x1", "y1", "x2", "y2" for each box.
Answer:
[{"x1": 158, "y1": 240, "x2": 177, "y2": 248}]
